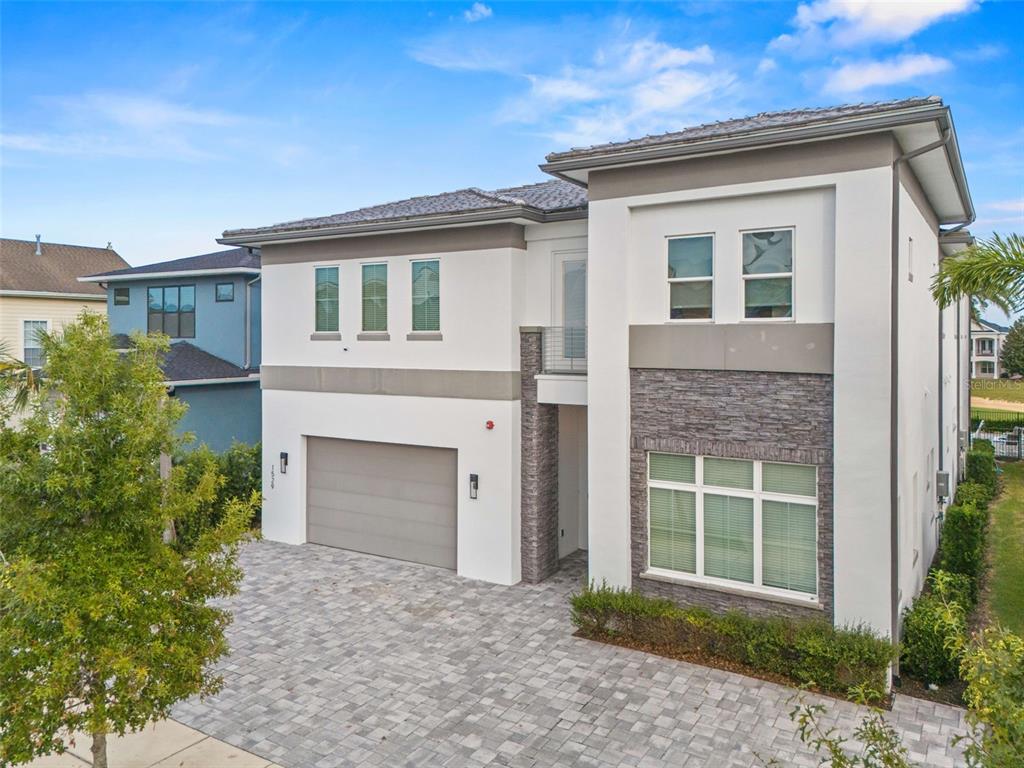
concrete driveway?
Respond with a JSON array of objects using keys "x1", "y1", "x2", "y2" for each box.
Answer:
[{"x1": 173, "y1": 541, "x2": 966, "y2": 767}]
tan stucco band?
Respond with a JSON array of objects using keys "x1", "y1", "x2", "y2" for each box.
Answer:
[
  {"x1": 261, "y1": 223, "x2": 527, "y2": 266},
  {"x1": 629, "y1": 323, "x2": 834, "y2": 374},
  {"x1": 588, "y1": 133, "x2": 896, "y2": 201},
  {"x1": 261, "y1": 365, "x2": 522, "y2": 400}
]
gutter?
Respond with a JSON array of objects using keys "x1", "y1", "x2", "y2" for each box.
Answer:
[
  {"x1": 0, "y1": 289, "x2": 106, "y2": 300},
  {"x1": 79, "y1": 267, "x2": 261, "y2": 283},
  {"x1": 165, "y1": 374, "x2": 261, "y2": 388},
  {"x1": 244, "y1": 275, "x2": 261, "y2": 370}
]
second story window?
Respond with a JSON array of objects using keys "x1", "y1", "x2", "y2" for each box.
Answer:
[
  {"x1": 411, "y1": 260, "x2": 440, "y2": 332},
  {"x1": 668, "y1": 235, "x2": 713, "y2": 320},
  {"x1": 742, "y1": 229, "x2": 793, "y2": 319},
  {"x1": 978, "y1": 338, "x2": 994, "y2": 355},
  {"x1": 215, "y1": 282, "x2": 235, "y2": 302},
  {"x1": 23, "y1": 320, "x2": 47, "y2": 368},
  {"x1": 362, "y1": 264, "x2": 388, "y2": 332},
  {"x1": 315, "y1": 266, "x2": 339, "y2": 333},
  {"x1": 148, "y1": 285, "x2": 195, "y2": 338},
  {"x1": 113, "y1": 286, "x2": 130, "y2": 306}
]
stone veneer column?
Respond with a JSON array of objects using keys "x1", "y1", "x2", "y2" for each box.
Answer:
[{"x1": 520, "y1": 328, "x2": 559, "y2": 583}]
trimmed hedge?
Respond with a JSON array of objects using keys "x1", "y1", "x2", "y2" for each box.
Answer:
[
  {"x1": 570, "y1": 583, "x2": 894, "y2": 704},
  {"x1": 954, "y1": 481, "x2": 992, "y2": 511},
  {"x1": 900, "y1": 570, "x2": 973, "y2": 684},
  {"x1": 966, "y1": 443, "x2": 998, "y2": 497},
  {"x1": 939, "y1": 503, "x2": 988, "y2": 590}
]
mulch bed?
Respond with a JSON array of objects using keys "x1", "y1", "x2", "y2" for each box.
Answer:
[
  {"x1": 894, "y1": 675, "x2": 966, "y2": 708},
  {"x1": 574, "y1": 629, "x2": 894, "y2": 710}
]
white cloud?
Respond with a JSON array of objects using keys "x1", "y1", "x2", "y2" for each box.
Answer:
[
  {"x1": 988, "y1": 198, "x2": 1024, "y2": 213},
  {"x1": 824, "y1": 53, "x2": 952, "y2": 94},
  {"x1": 772, "y1": 0, "x2": 978, "y2": 51},
  {"x1": 59, "y1": 92, "x2": 239, "y2": 130},
  {"x1": 757, "y1": 57, "x2": 777, "y2": 75},
  {"x1": 463, "y1": 3, "x2": 493, "y2": 23},
  {"x1": 957, "y1": 43, "x2": 1007, "y2": 62}
]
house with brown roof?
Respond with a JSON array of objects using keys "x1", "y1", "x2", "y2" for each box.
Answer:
[{"x1": 0, "y1": 236, "x2": 129, "y2": 366}]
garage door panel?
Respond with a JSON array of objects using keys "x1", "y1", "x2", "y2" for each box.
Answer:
[{"x1": 306, "y1": 437, "x2": 457, "y2": 570}]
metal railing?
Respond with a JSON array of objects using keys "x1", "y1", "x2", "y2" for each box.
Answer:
[{"x1": 541, "y1": 326, "x2": 587, "y2": 374}]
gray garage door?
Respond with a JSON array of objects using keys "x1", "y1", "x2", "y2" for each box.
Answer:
[{"x1": 306, "y1": 437, "x2": 457, "y2": 569}]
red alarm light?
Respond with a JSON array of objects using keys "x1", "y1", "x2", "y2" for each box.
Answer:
[{"x1": 485, "y1": 420, "x2": 495, "y2": 430}]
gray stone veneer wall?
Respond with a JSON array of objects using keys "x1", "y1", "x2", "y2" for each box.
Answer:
[
  {"x1": 520, "y1": 330, "x2": 559, "y2": 583},
  {"x1": 631, "y1": 368, "x2": 834, "y2": 621}
]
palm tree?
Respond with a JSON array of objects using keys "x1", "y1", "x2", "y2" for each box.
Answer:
[
  {"x1": 932, "y1": 233, "x2": 1024, "y2": 312},
  {"x1": 0, "y1": 341, "x2": 40, "y2": 413}
]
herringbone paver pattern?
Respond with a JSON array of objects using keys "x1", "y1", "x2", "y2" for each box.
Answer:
[{"x1": 173, "y1": 541, "x2": 966, "y2": 767}]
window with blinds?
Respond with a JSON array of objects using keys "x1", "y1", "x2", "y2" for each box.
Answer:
[
  {"x1": 362, "y1": 263, "x2": 388, "y2": 332},
  {"x1": 411, "y1": 260, "x2": 440, "y2": 332},
  {"x1": 647, "y1": 453, "x2": 818, "y2": 599},
  {"x1": 315, "y1": 267, "x2": 339, "y2": 333}
]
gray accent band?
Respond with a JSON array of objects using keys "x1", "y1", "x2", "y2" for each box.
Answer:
[
  {"x1": 406, "y1": 332, "x2": 443, "y2": 341},
  {"x1": 310, "y1": 332, "x2": 341, "y2": 341},
  {"x1": 262, "y1": 365, "x2": 521, "y2": 400},
  {"x1": 357, "y1": 332, "x2": 391, "y2": 341},
  {"x1": 261, "y1": 223, "x2": 526, "y2": 265},
  {"x1": 629, "y1": 323, "x2": 834, "y2": 374}
]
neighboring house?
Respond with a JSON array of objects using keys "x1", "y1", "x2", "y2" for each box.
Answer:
[
  {"x1": 221, "y1": 96, "x2": 973, "y2": 650},
  {"x1": 80, "y1": 248, "x2": 262, "y2": 452},
  {"x1": 969, "y1": 317, "x2": 1009, "y2": 378},
  {"x1": 0, "y1": 236, "x2": 128, "y2": 366}
]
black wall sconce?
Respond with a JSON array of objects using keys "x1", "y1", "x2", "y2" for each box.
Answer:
[
  {"x1": 280, "y1": 452, "x2": 288, "y2": 474},
  {"x1": 469, "y1": 473, "x2": 479, "y2": 499}
]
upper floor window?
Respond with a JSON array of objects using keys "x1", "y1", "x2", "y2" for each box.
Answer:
[
  {"x1": 411, "y1": 260, "x2": 440, "y2": 332},
  {"x1": 23, "y1": 320, "x2": 47, "y2": 368},
  {"x1": 314, "y1": 267, "x2": 340, "y2": 333},
  {"x1": 215, "y1": 282, "x2": 235, "y2": 302},
  {"x1": 977, "y1": 338, "x2": 994, "y2": 355},
  {"x1": 742, "y1": 229, "x2": 793, "y2": 319},
  {"x1": 647, "y1": 452, "x2": 818, "y2": 599},
  {"x1": 113, "y1": 287, "x2": 130, "y2": 306},
  {"x1": 362, "y1": 264, "x2": 388, "y2": 332},
  {"x1": 148, "y1": 285, "x2": 195, "y2": 338},
  {"x1": 668, "y1": 235, "x2": 713, "y2": 320}
]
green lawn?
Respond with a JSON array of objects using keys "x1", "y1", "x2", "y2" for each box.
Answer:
[
  {"x1": 972, "y1": 378, "x2": 1024, "y2": 404},
  {"x1": 988, "y1": 463, "x2": 1024, "y2": 634}
]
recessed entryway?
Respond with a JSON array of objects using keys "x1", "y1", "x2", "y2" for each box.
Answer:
[{"x1": 305, "y1": 437, "x2": 457, "y2": 569}]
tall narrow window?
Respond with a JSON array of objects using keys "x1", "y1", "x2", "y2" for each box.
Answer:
[
  {"x1": 23, "y1": 320, "x2": 47, "y2": 368},
  {"x1": 146, "y1": 285, "x2": 195, "y2": 338},
  {"x1": 315, "y1": 267, "x2": 339, "y2": 333},
  {"x1": 563, "y1": 259, "x2": 586, "y2": 358},
  {"x1": 411, "y1": 260, "x2": 440, "y2": 332},
  {"x1": 362, "y1": 263, "x2": 388, "y2": 332},
  {"x1": 668, "y1": 235, "x2": 713, "y2": 319},
  {"x1": 742, "y1": 229, "x2": 793, "y2": 319}
]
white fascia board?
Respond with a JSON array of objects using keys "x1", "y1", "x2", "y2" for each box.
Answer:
[
  {"x1": 165, "y1": 374, "x2": 261, "y2": 387},
  {"x1": 79, "y1": 267, "x2": 261, "y2": 283},
  {"x1": 0, "y1": 289, "x2": 106, "y2": 300}
]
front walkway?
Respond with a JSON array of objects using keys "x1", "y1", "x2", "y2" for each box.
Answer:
[{"x1": 172, "y1": 541, "x2": 966, "y2": 767}]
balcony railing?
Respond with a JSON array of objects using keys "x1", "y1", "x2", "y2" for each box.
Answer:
[
  {"x1": 541, "y1": 326, "x2": 587, "y2": 374},
  {"x1": 975, "y1": 347, "x2": 995, "y2": 357}
]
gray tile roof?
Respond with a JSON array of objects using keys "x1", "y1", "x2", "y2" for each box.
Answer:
[
  {"x1": 86, "y1": 247, "x2": 259, "y2": 279},
  {"x1": 545, "y1": 97, "x2": 942, "y2": 162},
  {"x1": 977, "y1": 319, "x2": 1011, "y2": 334},
  {"x1": 1, "y1": 238, "x2": 128, "y2": 295},
  {"x1": 222, "y1": 180, "x2": 587, "y2": 239},
  {"x1": 162, "y1": 341, "x2": 256, "y2": 382}
]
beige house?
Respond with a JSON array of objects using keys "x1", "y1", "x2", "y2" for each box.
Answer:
[{"x1": 0, "y1": 237, "x2": 129, "y2": 365}]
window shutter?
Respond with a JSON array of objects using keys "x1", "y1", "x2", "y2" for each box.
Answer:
[
  {"x1": 649, "y1": 488, "x2": 696, "y2": 573},
  {"x1": 649, "y1": 453, "x2": 695, "y2": 484},
  {"x1": 703, "y1": 458, "x2": 754, "y2": 490},
  {"x1": 412, "y1": 261, "x2": 440, "y2": 331},
  {"x1": 762, "y1": 501, "x2": 817, "y2": 594},
  {"x1": 362, "y1": 264, "x2": 387, "y2": 332},
  {"x1": 762, "y1": 463, "x2": 816, "y2": 496},
  {"x1": 703, "y1": 494, "x2": 754, "y2": 583}
]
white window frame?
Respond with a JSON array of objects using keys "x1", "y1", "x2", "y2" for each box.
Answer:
[
  {"x1": 978, "y1": 360, "x2": 995, "y2": 375},
  {"x1": 409, "y1": 257, "x2": 441, "y2": 334},
  {"x1": 360, "y1": 261, "x2": 389, "y2": 333},
  {"x1": 739, "y1": 226, "x2": 795, "y2": 323},
  {"x1": 666, "y1": 233, "x2": 715, "y2": 323},
  {"x1": 22, "y1": 319, "x2": 49, "y2": 368},
  {"x1": 977, "y1": 338, "x2": 994, "y2": 355},
  {"x1": 313, "y1": 264, "x2": 340, "y2": 335},
  {"x1": 646, "y1": 453, "x2": 818, "y2": 604}
]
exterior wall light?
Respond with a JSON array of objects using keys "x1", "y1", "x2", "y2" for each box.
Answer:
[
  {"x1": 469, "y1": 473, "x2": 479, "y2": 499},
  {"x1": 280, "y1": 452, "x2": 288, "y2": 474}
]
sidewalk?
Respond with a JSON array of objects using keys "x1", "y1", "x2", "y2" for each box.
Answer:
[{"x1": 25, "y1": 718, "x2": 280, "y2": 768}]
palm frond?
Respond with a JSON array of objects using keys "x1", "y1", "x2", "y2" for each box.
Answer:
[
  {"x1": 0, "y1": 340, "x2": 39, "y2": 412},
  {"x1": 932, "y1": 233, "x2": 1024, "y2": 312}
]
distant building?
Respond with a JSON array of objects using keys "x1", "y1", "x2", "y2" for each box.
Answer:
[
  {"x1": 970, "y1": 317, "x2": 1010, "y2": 378},
  {"x1": 81, "y1": 248, "x2": 261, "y2": 451}
]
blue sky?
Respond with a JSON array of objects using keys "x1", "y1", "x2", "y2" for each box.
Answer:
[{"x1": 2, "y1": 1, "x2": 1022, "y2": 299}]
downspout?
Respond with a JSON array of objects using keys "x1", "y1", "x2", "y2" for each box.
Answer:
[{"x1": 244, "y1": 275, "x2": 261, "y2": 370}]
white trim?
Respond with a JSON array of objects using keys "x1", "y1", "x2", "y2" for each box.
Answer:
[
  {"x1": 22, "y1": 319, "x2": 49, "y2": 367},
  {"x1": 739, "y1": 227, "x2": 795, "y2": 322},
  {"x1": 79, "y1": 267, "x2": 260, "y2": 283},
  {"x1": 0, "y1": 289, "x2": 105, "y2": 300},
  {"x1": 313, "y1": 264, "x2": 341, "y2": 335},
  {"x1": 410, "y1": 257, "x2": 441, "y2": 334},
  {"x1": 166, "y1": 374, "x2": 261, "y2": 387},
  {"x1": 640, "y1": 569, "x2": 821, "y2": 607}
]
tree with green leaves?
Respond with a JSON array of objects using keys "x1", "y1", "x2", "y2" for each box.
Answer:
[
  {"x1": 999, "y1": 318, "x2": 1024, "y2": 377},
  {"x1": 0, "y1": 313, "x2": 257, "y2": 767},
  {"x1": 0, "y1": 341, "x2": 39, "y2": 416},
  {"x1": 932, "y1": 233, "x2": 1024, "y2": 312}
]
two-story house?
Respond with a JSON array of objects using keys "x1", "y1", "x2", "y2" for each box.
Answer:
[
  {"x1": 1, "y1": 236, "x2": 128, "y2": 367},
  {"x1": 969, "y1": 317, "x2": 1009, "y2": 378},
  {"x1": 81, "y1": 247, "x2": 262, "y2": 451},
  {"x1": 220, "y1": 97, "x2": 973, "y2": 649}
]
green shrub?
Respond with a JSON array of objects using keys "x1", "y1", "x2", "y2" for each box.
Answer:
[
  {"x1": 958, "y1": 626, "x2": 1024, "y2": 768},
  {"x1": 966, "y1": 446, "x2": 998, "y2": 497},
  {"x1": 955, "y1": 481, "x2": 992, "y2": 511},
  {"x1": 173, "y1": 441, "x2": 262, "y2": 547},
  {"x1": 940, "y1": 503, "x2": 987, "y2": 589},
  {"x1": 570, "y1": 583, "x2": 894, "y2": 703},
  {"x1": 972, "y1": 438, "x2": 995, "y2": 454},
  {"x1": 900, "y1": 571, "x2": 970, "y2": 684}
]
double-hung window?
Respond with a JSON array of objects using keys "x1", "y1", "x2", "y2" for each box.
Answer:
[
  {"x1": 23, "y1": 320, "x2": 47, "y2": 368},
  {"x1": 314, "y1": 266, "x2": 340, "y2": 333},
  {"x1": 147, "y1": 285, "x2": 196, "y2": 338},
  {"x1": 742, "y1": 229, "x2": 793, "y2": 319},
  {"x1": 113, "y1": 286, "x2": 130, "y2": 306},
  {"x1": 411, "y1": 260, "x2": 440, "y2": 332},
  {"x1": 647, "y1": 453, "x2": 818, "y2": 599},
  {"x1": 668, "y1": 235, "x2": 713, "y2": 320},
  {"x1": 361, "y1": 264, "x2": 388, "y2": 333}
]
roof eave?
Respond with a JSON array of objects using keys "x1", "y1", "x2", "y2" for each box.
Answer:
[{"x1": 79, "y1": 267, "x2": 261, "y2": 283}]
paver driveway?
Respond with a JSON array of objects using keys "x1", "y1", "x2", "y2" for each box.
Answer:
[{"x1": 173, "y1": 541, "x2": 967, "y2": 767}]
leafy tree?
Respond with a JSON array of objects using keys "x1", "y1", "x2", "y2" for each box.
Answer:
[
  {"x1": 1000, "y1": 318, "x2": 1024, "y2": 377},
  {"x1": 0, "y1": 341, "x2": 39, "y2": 416},
  {"x1": 932, "y1": 233, "x2": 1024, "y2": 312},
  {"x1": 0, "y1": 313, "x2": 256, "y2": 767}
]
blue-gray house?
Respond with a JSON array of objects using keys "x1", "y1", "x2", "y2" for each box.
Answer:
[{"x1": 81, "y1": 248, "x2": 261, "y2": 452}]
